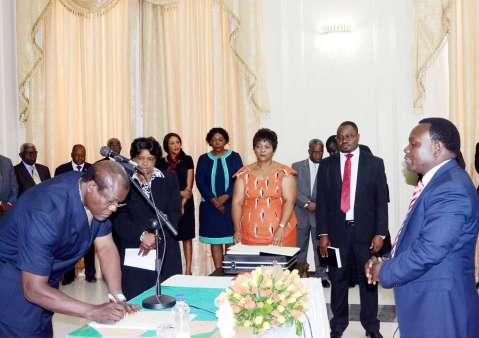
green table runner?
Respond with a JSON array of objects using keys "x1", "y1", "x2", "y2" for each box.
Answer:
[{"x1": 68, "y1": 286, "x2": 223, "y2": 337}]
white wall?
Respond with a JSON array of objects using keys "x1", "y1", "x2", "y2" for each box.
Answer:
[
  {"x1": 261, "y1": 0, "x2": 421, "y2": 236},
  {"x1": 0, "y1": 0, "x2": 24, "y2": 160}
]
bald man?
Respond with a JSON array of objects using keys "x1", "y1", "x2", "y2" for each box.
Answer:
[{"x1": 0, "y1": 161, "x2": 136, "y2": 337}]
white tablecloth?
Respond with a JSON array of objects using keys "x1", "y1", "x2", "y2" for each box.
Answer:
[{"x1": 163, "y1": 275, "x2": 330, "y2": 338}]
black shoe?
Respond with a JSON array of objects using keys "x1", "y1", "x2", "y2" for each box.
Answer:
[
  {"x1": 62, "y1": 278, "x2": 74, "y2": 286},
  {"x1": 322, "y1": 279, "x2": 331, "y2": 288},
  {"x1": 86, "y1": 276, "x2": 97, "y2": 283},
  {"x1": 330, "y1": 331, "x2": 342, "y2": 338},
  {"x1": 476, "y1": 281, "x2": 479, "y2": 289},
  {"x1": 365, "y1": 331, "x2": 383, "y2": 338}
]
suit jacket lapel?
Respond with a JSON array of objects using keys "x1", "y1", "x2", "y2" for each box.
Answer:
[
  {"x1": 331, "y1": 155, "x2": 342, "y2": 195},
  {"x1": 21, "y1": 164, "x2": 35, "y2": 185},
  {"x1": 395, "y1": 160, "x2": 458, "y2": 253},
  {"x1": 304, "y1": 160, "x2": 311, "y2": 197},
  {"x1": 354, "y1": 152, "x2": 367, "y2": 205}
]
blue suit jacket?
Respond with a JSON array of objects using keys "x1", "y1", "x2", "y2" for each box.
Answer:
[{"x1": 379, "y1": 160, "x2": 479, "y2": 338}]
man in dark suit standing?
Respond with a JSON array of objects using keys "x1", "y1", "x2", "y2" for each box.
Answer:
[
  {"x1": 0, "y1": 154, "x2": 18, "y2": 216},
  {"x1": 14, "y1": 143, "x2": 51, "y2": 196},
  {"x1": 367, "y1": 118, "x2": 479, "y2": 338},
  {"x1": 316, "y1": 121, "x2": 388, "y2": 338},
  {"x1": 55, "y1": 144, "x2": 96, "y2": 284}
]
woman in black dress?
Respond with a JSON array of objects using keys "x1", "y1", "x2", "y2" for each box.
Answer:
[
  {"x1": 112, "y1": 137, "x2": 182, "y2": 300},
  {"x1": 158, "y1": 133, "x2": 195, "y2": 275}
]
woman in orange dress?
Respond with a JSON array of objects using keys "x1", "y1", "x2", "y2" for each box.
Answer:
[{"x1": 232, "y1": 128, "x2": 297, "y2": 246}]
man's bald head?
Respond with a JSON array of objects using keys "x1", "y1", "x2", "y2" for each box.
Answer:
[{"x1": 80, "y1": 161, "x2": 130, "y2": 220}]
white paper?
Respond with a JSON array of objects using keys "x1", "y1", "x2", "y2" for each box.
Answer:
[
  {"x1": 226, "y1": 243, "x2": 299, "y2": 257},
  {"x1": 90, "y1": 310, "x2": 195, "y2": 330},
  {"x1": 124, "y1": 248, "x2": 156, "y2": 271}
]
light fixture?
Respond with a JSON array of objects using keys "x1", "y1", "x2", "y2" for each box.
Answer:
[{"x1": 319, "y1": 24, "x2": 352, "y2": 35}]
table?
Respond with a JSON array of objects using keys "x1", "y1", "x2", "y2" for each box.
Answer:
[{"x1": 68, "y1": 275, "x2": 329, "y2": 338}]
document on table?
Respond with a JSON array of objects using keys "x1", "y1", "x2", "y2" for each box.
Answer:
[
  {"x1": 124, "y1": 248, "x2": 156, "y2": 271},
  {"x1": 226, "y1": 243, "x2": 299, "y2": 257},
  {"x1": 90, "y1": 310, "x2": 196, "y2": 330}
]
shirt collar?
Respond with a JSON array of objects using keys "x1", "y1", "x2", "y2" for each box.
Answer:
[
  {"x1": 78, "y1": 179, "x2": 93, "y2": 227},
  {"x1": 22, "y1": 161, "x2": 35, "y2": 173},
  {"x1": 421, "y1": 159, "x2": 451, "y2": 188},
  {"x1": 339, "y1": 146, "x2": 360, "y2": 159},
  {"x1": 308, "y1": 158, "x2": 319, "y2": 167},
  {"x1": 72, "y1": 161, "x2": 84, "y2": 170},
  {"x1": 132, "y1": 167, "x2": 165, "y2": 183}
]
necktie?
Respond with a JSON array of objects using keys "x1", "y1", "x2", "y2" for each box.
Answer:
[
  {"x1": 390, "y1": 180, "x2": 424, "y2": 257},
  {"x1": 77, "y1": 165, "x2": 82, "y2": 172},
  {"x1": 340, "y1": 153, "x2": 353, "y2": 213},
  {"x1": 31, "y1": 166, "x2": 41, "y2": 185}
]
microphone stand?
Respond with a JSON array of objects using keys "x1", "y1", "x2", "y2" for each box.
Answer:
[{"x1": 127, "y1": 174, "x2": 176, "y2": 309}]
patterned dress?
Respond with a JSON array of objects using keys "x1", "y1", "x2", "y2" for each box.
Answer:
[{"x1": 234, "y1": 164, "x2": 297, "y2": 246}]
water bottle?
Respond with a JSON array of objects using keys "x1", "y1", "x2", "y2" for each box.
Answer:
[{"x1": 173, "y1": 295, "x2": 191, "y2": 338}]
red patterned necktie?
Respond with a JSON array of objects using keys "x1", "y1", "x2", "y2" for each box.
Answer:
[
  {"x1": 340, "y1": 153, "x2": 353, "y2": 213},
  {"x1": 390, "y1": 180, "x2": 424, "y2": 257}
]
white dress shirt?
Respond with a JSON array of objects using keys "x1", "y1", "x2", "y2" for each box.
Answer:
[
  {"x1": 340, "y1": 147, "x2": 360, "y2": 221},
  {"x1": 71, "y1": 161, "x2": 84, "y2": 172},
  {"x1": 22, "y1": 161, "x2": 36, "y2": 177},
  {"x1": 421, "y1": 159, "x2": 451, "y2": 188},
  {"x1": 308, "y1": 159, "x2": 319, "y2": 196}
]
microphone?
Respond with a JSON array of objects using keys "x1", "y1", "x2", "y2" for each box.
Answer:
[{"x1": 99, "y1": 146, "x2": 138, "y2": 173}]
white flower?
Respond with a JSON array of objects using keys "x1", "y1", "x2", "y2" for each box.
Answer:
[{"x1": 254, "y1": 316, "x2": 264, "y2": 325}]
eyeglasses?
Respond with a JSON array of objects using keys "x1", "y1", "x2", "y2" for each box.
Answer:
[{"x1": 106, "y1": 202, "x2": 127, "y2": 209}]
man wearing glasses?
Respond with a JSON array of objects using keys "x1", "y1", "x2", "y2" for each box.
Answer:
[{"x1": 0, "y1": 160, "x2": 137, "y2": 337}]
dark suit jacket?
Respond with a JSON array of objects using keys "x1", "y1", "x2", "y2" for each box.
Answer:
[
  {"x1": 54, "y1": 161, "x2": 92, "y2": 176},
  {"x1": 111, "y1": 171, "x2": 182, "y2": 299},
  {"x1": 316, "y1": 150, "x2": 388, "y2": 247},
  {"x1": 14, "y1": 162, "x2": 51, "y2": 196},
  {"x1": 379, "y1": 160, "x2": 479, "y2": 338},
  {"x1": 0, "y1": 155, "x2": 18, "y2": 204}
]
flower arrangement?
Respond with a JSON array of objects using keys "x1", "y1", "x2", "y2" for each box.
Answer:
[{"x1": 216, "y1": 266, "x2": 309, "y2": 336}]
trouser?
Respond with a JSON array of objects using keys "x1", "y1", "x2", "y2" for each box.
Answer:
[
  {"x1": 296, "y1": 223, "x2": 327, "y2": 278},
  {"x1": 63, "y1": 244, "x2": 96, "y2": 282},
  {"x1": 328, "y1": 225, "x2": 379, "y2": 333}
]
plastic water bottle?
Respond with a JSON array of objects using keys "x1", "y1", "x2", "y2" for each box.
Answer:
[{"x1": 173, "y1": 295, "x2": 191, "y2": 338}]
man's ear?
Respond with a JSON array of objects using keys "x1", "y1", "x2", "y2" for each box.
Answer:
[
  {"x1": 432, "y1": 140, "x2": 443, "y2": 158},
  {"x1": 86, "y1": 180, "x2": 97, "y2": 192}
]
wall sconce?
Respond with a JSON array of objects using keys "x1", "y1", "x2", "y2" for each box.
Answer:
[{"x1": 319, "y1": 24, "x2": 352, "y2": 35}]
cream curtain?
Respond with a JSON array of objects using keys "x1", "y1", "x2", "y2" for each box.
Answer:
[
  {"x1": 412, "y1": 0, "x2": 451, "y2": 112},
  {"x1": 142, "y1": 0, "x2": 268, "y2": 274},
  {"x1": 18, "y1": 0, "x2": 134, "y2": 170},
  {"x1": 447, "y1": 0, "x2": 479, "y2": 281}
]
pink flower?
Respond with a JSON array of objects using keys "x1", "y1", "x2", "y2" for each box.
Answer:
[
  {"x1": 245, "y1": 299, "x2": 256, "y2": 310},
  {"x1": 291, "y1": 310, "x2": 303, "y2": 319},
  {"x1": 232, "y1": 305, "x2": 241, "y2": 314},
  {"x1": 259, "y1": 289, "x2": 272, "y2": 297}
]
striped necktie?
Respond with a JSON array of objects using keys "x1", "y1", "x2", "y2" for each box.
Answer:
[
  {"x1": 390, "y1": 180, "x2": 424, "y2": 257},
  {"x1": 31, "y1": 166, "x2": 41, "y2": 185}
]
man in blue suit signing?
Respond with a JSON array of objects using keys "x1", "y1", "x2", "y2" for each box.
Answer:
[{"x1": 366, "y1": 118, "x2": 479, "y2": 338}]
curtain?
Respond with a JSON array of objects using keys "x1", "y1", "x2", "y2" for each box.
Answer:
[
  {"x1": 20, "y1": 0, "x2": 134, "y2": 170},
  {"x1": 0, "y1": 0, "x2": 22, "y2": 159},
  {"x1": 142, "y1": 0, "x2": 268, "y2": 274},
  {"x1": 447, "y1": 0, "x2": 479, "y2": 281},
  {"x1": 412, "y1": 0, "x2": 451, "y2": 112}
]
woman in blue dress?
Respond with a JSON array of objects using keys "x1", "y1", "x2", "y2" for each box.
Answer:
[{"x1": 196, "y1": 127, "x2": 243, "y2": 269}]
